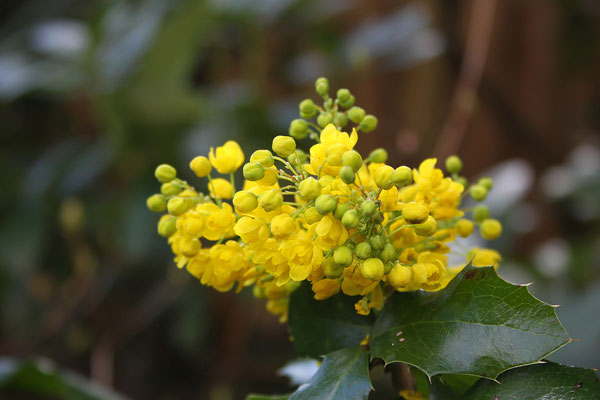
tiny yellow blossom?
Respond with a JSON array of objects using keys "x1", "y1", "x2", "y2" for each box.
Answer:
[{"x1": 209, "y1": 141, "x2": 245, "y2": 174}]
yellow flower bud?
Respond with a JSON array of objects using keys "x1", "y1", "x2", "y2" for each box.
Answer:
[
  {"x1": 167, "y1": 197, "x2": 189, "y2": 216},
  {"x1": 361, "y1": 258, "x2": 384, "y2": 280},
  {"x1": 402, "y1": 202, "x2": 429, "y2": 224},
  {"x1": 333, "y1": 203, "x2": 349, "y2": 220},
  {"x1": 456, "y1": 219, "x2": 474, "y2": 238},
  {"x1": 233, "y1": 191, "x2": 258, "y2": 213},
  {"x1": 298, "y1": 177, "x2": 321, "y2": 201},
  {"x1": 189, "y1": 156, "x2": 211, "y2": 177},
  {"x1": 259, "y1": 190, "x2": 283, "y2": 211},
  {"x1": 391, "y1": 166, "x2": 413, "y2": 188},
  {"x1": 157, "y1": 215, "x2": 177, "y2": 237},
  {"x1": 341, "y1": 209, "x2": 359, "y2": 229},
  {"x1": 256, "y1": 168, "x2": 279, "y2": 186},
  {"x1": 270, "y1": 214, "x2": 296, "y2": 237},
  {"x1": 374, "y1": 165, "x2": 394, "y2": 190},
  {"x1": 180, "y1": 237, "x2": 201, "y2": 257},
  {"x1": 333, "y1": 246, "x2": 353, "y2": 267},
  {"x1": 243, "y1": 162, "x2": 265, "y2": 181},
  {"x1": 272, "y1": 135, "x2": 296, "y2": 158},
  {"x1": 304, "y1": 206, "x2": 323, "y2": 224},
  {"x1": 414, "y1": 216, "x2": 437, "y2": 237},
  {"x1": 155, "y1": 164, "x2": 177, "y2": 183},
  {"x1": 480, "y1": 219, "x2": 502, "y2": 240},
  {"x1": 315, "y1": 195, "x2": 337, "y2": 215},
  {"x1": 209, "y1": 141, "x2": 245, "y2": 174},
  {"x1": 342, "y1": 150, "x2": 363, "y2": 172},
  {"x1": 250, "y1": 150, "x2": 274, "y2": 168},
  {"x1": 146, "y1": 194, "x2": 167, "y2": 212},
  {"x1": 209, "y1": 178, "x2": 234, "y2": 199},
  {"x1": 388, "y1": 265, "x2": 412, "y2": 288}
]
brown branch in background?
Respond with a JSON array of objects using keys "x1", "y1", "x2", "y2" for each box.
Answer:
[
  {"x1": 433, "y1": 0, "x2": 497, "y2": 158},
  {"x1": 387, "y1": 362, "x2": 415, "y2": 393}
]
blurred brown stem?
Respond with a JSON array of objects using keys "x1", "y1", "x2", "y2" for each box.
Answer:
[
  {"x1": 388, "y1": 362, "x2": 415, "y2": 393},
  {"x1": 434, "y1": 0, "x2": 497, "y2": 158}
]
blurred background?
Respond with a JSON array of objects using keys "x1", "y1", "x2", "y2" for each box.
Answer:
[{"x1": 1, "y1": 0, "x2": 599, "y2": 398}]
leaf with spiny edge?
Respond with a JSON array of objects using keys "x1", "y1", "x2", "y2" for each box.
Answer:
[{"x1": 369, "y1": 264, "x2": 571, "y2": 380}]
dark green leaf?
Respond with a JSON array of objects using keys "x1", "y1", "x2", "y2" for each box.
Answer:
[
  {"x1": 462, "y1": 361, "x2": 600, "y2": 399},
  {"x1": 0, "y1": 358, "x2": 127, "y2": 400},
  {"x1": 370, "y1": 265, "x2": 570, "y2": 379},
  {"x1": 288, "y1": 282, "x2": 372, "y2": 358},
  {"x1": 246, "y1": 394, "x2": 291, "y2": 400},
  {"x1": 289, "y1": 346, "x2": 372, "y2": 400},
  {"x1": 430, "y1": 374, "x2": 480, "y2": 399}
]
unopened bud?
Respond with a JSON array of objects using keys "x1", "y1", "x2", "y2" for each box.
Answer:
[
  {"x1": 342, "y1": 150, "x2": 363, "y2": 172},
  {"x1": 334, "y1": 202, "x2": 349, "y2": 220},
  {"x1": 146, "y1": 194, "x2": 167, "y2": 212},
  {"x1": 323, "y1": 258, "x2": 343, "y2": 278},
  {"x1": 391, "y1": 166, "x2": 413, "y2": 188},
  {"x1": 402, "y1": 202, "x2": 428, "y2": 224},
  {"x1": 480, "y1": 218, "x2": 502, "y2": 240},
  {"x1": 298, "y1": 177, "x2": 321, "y2": 201},
  {"x1": 361, "y1": 258, "x2": 384, "y2": 280},
  {"x1": 272, "y1": 135, "x2": 296, "y2": 158},
  {"x1": 317, "y1": 112, "x2": 333, "y2": 128},
  {"x1": 167, "y1": 197, "x2": 189, "y2": 216},
  {"x1": 157, "y1": 215, "x2": 177, "y2": 237},
  {"x1": 347, "y1": 107, "x2": 365, "y2": 123},
  {"x1": 359, "y1": 115, "x2": 377, "y2": 132},
  {"x1": 361, "y1": 200, "x2": 377, "y2": 217},
  {"x1": 233, "y1": 191, "x2": 258, "y2": 213},
  {"x1": 355, "y1": 242, "x2": 372, "y2": 260},
  {"x1": 315, "y1": 195, "x2": 337, "y2": 215},
  {"x1": 445, "y1": 155, "x2": 463, "y2": 174},
  {"x1": 368, "y1": 148, "x2": 387, "y2": 163},
  {"x1": 473, "y1": 205, "x2": 490, "y2": 222},
  {"x1": 315, "y1": 77, "x2": 329, "y2": 97},
  {"x1": 155, "y1": 164, "x2": 177, "y2": 183},
  {"x1": 259, "y1": 190, "x2": 283, "y2": 212},
  {"x1": 470, "y1": 184, "x2": 488, "y2": 201},
  {"x1": 414, "y1": 216, "x2": 437, "y2": 236},
  {"x1": 190, "y1": 156, "x2": 211, "y2": 177},
  {"x1": 380, "y1": 243, "x2": 397, "y2": 262},
  {"x1": 374, "y1": 165, "x2": 394, "y2": 190},
  {"x1": 478, "y1": 177, "x2": 494, "y2": 191},
  {"x1": 341, "y1": 209, "x2": 359, "y2": 229},
  {"x1": 456, "y1": 219, "x2": 474, "y2": 238},
  {"x1": 304, "y1": 206, "x2": 323, "y2": 224},
  {"x1": 243, "y1": 162, "x2": 265, "y2": 181},
  {"x1": 250, "y1": 150, "x2": 274, "y2": 168},
  {"x1": 333, "y1": 246, "x2": 353, "y2": 267},
  {"x1": 339, "y1": 165, "x2": 356, "y2": 184}
]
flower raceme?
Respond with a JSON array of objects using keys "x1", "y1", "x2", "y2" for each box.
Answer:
[{"x1": 147, "y1": 78, "x2": 503, "y2": 321}]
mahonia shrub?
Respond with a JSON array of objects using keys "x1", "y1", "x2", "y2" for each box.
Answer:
[{"x1": 148, "y1": 79, "x2": 600, "y2": 399}]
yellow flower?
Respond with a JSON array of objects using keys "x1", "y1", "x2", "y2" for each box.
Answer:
[
  {"x1": 209, "y1": 141, "x2": 245, "y2": 174},
  {"x1": 469, "y1": 247, "x2": 502, "y2": 269},
  {"x1": 412, "y1": 252, "x2": 447, "y2": 291},
  {"x1": 311, "y1": 215, "x2": 348, "y2": 251},
  {"x1": 387, "y1": 264, "x2": 412, "y2": 288},
  {"x1": 209, "y1": 178, "x2": 234, "y2": 199},
  {"x1": 270, "y1": 214, "x2": 296, "y2": 237},
  {"x1": 379, "y1": 186, "x2": 399, "y2": 212},
  {"x1": 196, "y1": 202, "x2": 236, "y2": 241},
  {"x1": 312, "y1": 278, "x2": 340, "y2": 300},
  {"x1": 280, "y1": 231, "x2": 324, "y2": 281},
  {"x1": 234, "y1": 216, "x2": 270, "y2": 245},
  {"x1": 307, "y1": 124, "x2": 358, "y2": 176}
]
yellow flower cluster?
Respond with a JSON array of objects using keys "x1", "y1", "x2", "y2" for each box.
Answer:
[{"x1": 147, "y1": 79, "x2": 503, "y2": 321}]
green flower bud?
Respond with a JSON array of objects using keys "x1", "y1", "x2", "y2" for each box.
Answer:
[
  {"x1": 478, "y1": 177, "x2": 494, "y2": 191},
  {"x1": 315, "y1": 194, "x2": 337, "y2": 215},
  {"x1": 470, "y1": 184, "x2": 488, "y2": 201},
  {"x1": 339, "y1": 95, "x2": 355, "y2": 109},
  {"x1": 347, "y1": 107, "x2": 366, "y2": 123},
  {"x1": 334, "y1": 111, "x2": 349, "y2": 128},
  {"x1": 299, "y1": 99, "x2": 317, "y2": 116},
  {"x1": 372, "y1": 211, "x2": 383, "y2": 224},
  {"x1": 359, "y1": 115, "x2": 378, "y2": 132},
  {"x1": 374, "y1": 165, "x2": 394, "y2": 190},
  {"x1": 480, "y1": 218, "x2": 502, "y2": 240},
  {"x1": 361, "y1": 199, "x2": 377, "y2": 217},
  {"x1": 341, "y1": 209, "x2": 359, "y2": 228},
  {"x1": 167, "y1": 197, "x2": 189, "y2": 216},
  {"x1": 333, "y1": 246, "x2": 354, "y2": 267},
  {"x1": 298, "y1": 177, "x2": 321, "y2": 201},
  {"x1": 323, "y1": 98, "x2": 334, "y2": 111},
  {"x1": 445, "y1": 155, "x2": 463, "y2": 174},
  {"x1": 288, "y1": 149, "x2": 307, "y2": 167},
  {"x1": 369, "y1": 234, "x2": 385, "y2": 250},
  {"x1": 473, "y1": 205, "x2": 490, "y2": 222},
  {"x1": 323, "y1": 257, "x2": 344, "y2": 278},
  {"x1": 161, "y1": 181, "x2": 183, "y2": 196},
  {"x1": 336, "y1": 88, "x2": 351, "y2": 103},
  {"x1": 391, "y1": 166, "x2": 413, "y2": 188},
  {"x1": 339, "y1": 165, "x2": 356, "y2": 184},
  {"x1": 288, "y1": 119, "x2": 308, "y2": 140},
  {"x1": 304, "y1": 206, "x2": 323, "y2": 224},
  {"x1": 272, "y1": 135, "x2": 296, "y2": 158},
  {"x1": 315, "y1": 77, "x2": 329, "y2": 97},
  {"x1": 158, "y1": 215, "x2": 177, "y2": 237},
  {"x1": 384, "y1": 261, "x2": 395, "y2": 274},
  {"x1": 414, "y1": 216, "x2": 437, "y2": 237},
  {"x1": 250, "y1": 150, "x2": 274, "y2": 168},
  {"x1": 355, "y1": 242, "x2": 372, "y2": 260},
  {"x1": 146, "y1": 194, "x2": 167, "y2": 212},
  {"x1": 402, "y1": 202, "x2": 429, "y2": 224},
  {"x1": 342, "y1": 150, "x2": 363, "y2": 172},
  {"x1": 259, "y1": 190, "x2": 283, "y2": 211},
  {"x1": 361, "y1": 258, "x2": 384, "y2": 280},
  {"x1": 368, "y1": 148, "x2": 387, "y2": 163},
  {"x1": 455, "y1": 176, "x2": 468, "y2": 188},
  {"x1": 155, "y1": 164, "x2": 177, "y2": 183},
  {"x1": 317, "y1": 112, "x2": 334, "y2": 128},
  {"x1": 334, "y1": 202, "x2": 349, "y2": 220},
  {"x1": 233, "y1": 191, "x2": 258, "y2": 213},
  {"x1": 380, "y1": 243, "x2": 397, "y2": 263},
  {"x1": 243, "y1": 162, "x2": 265, "y2": 181}
]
